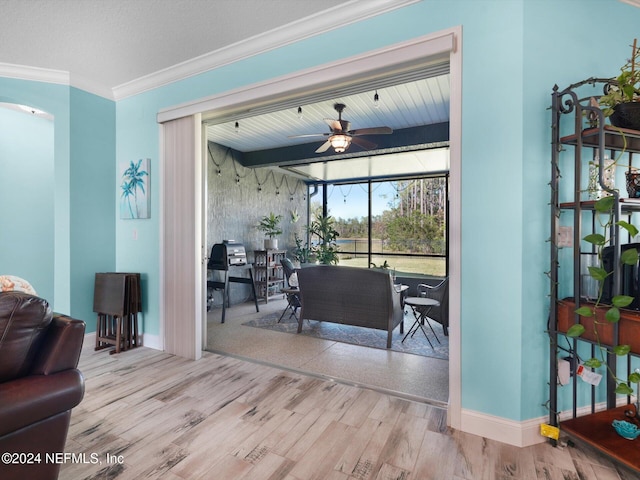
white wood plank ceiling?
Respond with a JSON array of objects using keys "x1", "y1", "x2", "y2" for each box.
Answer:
[{"x1": 205, "y1": 73, "x2": 450, "y2": 153}]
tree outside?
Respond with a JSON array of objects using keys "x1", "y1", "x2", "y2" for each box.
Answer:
[{"x1": 310, "y1": 176, "x2": 447, "y2": 275}]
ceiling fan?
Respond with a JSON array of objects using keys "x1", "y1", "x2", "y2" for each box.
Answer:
[{"x1": 290, "y1": 103, "x2": 393, "y2": 153}]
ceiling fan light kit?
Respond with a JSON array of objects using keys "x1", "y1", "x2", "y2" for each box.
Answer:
[
  {"x1": 289, "y1": 102, "x2": 393, "y2": 154},
  {"x1": 329, "y1": 134, "x2": 351, "y2": 153}
]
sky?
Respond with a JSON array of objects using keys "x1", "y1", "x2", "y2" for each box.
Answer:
[{"x1": 312, "y1": 182, "x2": 398, "y2": 219}]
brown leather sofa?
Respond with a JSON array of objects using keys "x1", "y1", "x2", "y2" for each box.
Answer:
[{"x1": 0, "y1": 291, "x2": 85, "y2": 480}]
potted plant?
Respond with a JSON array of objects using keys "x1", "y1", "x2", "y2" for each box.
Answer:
[
  {"x1": 308, "y1": 213, "x2": 340, "y2": 265},
  {"x1": 289, "y1": 209, "x2": 310, "y2": 265},
  {"x1": 292, "y1": 233, "x2": 313, "y2": 265},
  {"x1": 257, "y1": 212, "x2": 283, "y2": 249},
  {"x1": 599, "y1": 39, "x2": 640, "y2": 130}
]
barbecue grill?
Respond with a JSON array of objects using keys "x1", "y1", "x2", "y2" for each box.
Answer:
[
  {"x1": 207, "y1": 240, "x2": 258, "y2": 322},
  {"x1": 208, "y1": 240, "x2": 247, "y2": 269}
]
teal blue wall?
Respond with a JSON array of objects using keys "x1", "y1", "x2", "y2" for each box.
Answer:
[
  {"x1": 70, "y1": 87, "x2": 116, "y2": 330},
  {"x1": 519, "y1": 0, "x2": 640, "y2": 418},
  {"x1": 0, "y1": 78, "x2": 115, "y2": 328},
  {"x1": 4, "y1": 0, "x2": 640, "y2": 425},
  {"x1": 0, "y1": 78, "x2": 71, "y2": 309},
  {"x1": 0, "y1": 107, "x2": 54, "y2": 300}
]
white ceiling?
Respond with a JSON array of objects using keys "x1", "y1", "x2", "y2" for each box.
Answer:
[
  {"x1": 205, "y1": 73, "x2": 450, "y2": 153},
  {"x1": 203, "y1": 64, "x2": 451, "y2": 182},
  {"x1": 0, "y1": 0, "x2": 341, "y2": 89},
  {"x1": 0, "y1": 0, "x2": 416, "y2": 98}
]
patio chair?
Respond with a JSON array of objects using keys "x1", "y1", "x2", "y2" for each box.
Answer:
[
  {"x1": 416, "y1": 277, "x2": 449, "y2": 336},
  {"x1": 280, "y1": 258, "x2": 301, "y2": 318}
]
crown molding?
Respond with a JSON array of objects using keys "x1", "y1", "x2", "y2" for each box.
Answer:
[
  {"x1": 157, "y1": 28, "x2": 454, "y2": 123},
  {"x1": 0, "y1": 62, "x2": 69, "y2": 86},
  {"x1": 0, "y1": 62, "x2": 115, "y2": 100},
  {"x1": 112, "y1": 0, "x2": 420, "y2": 101},
  {"x1": 69, "y1": 73, "x2": 115, "y2": 100}
]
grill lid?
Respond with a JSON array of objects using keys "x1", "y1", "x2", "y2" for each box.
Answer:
[{"x1": 208, "y1": 240, "x2": 247, "y2": 270}]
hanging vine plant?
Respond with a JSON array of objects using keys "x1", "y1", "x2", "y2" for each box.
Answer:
[{"x1": 566, "y1": 194, "x2": 640, "y2": 395}]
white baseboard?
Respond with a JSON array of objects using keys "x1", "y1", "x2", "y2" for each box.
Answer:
[
  {"x1": 461, "y1": 396, "x2": 635, "y2": 448},
  {"x1": 83, "y1": 332, "x2": 163, "y2": 351},
  {"x1": 142, "y1": 333, "x2": 162, "y2": 350},
  {"x1": 460, "y1": 409, "x2": 546, "y2": 448}
]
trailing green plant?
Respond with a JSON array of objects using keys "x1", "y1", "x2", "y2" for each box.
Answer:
[
  {"x1": 256, "y1": 212, "x2": 283, "y2": 238},
  {"x1": 308, "y1": 213, "x2": 340, "y2": 265},
  {"x1": 599, "y1": 39, "x2": 640, "y2": 117},
  {"x1": 567, "y1": 195, "x2": 640, "y2": 394}
]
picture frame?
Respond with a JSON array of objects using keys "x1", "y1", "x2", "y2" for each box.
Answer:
[{"x1": 120, "y1": 158, "x2": 150, "y2": 219}]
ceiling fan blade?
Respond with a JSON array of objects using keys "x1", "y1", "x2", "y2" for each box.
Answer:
[
  {"x1": 324, "y1": 118, "x2": 342, "y2": 132},
  {"x1": 349, "y1": 126, "x2": 393, "y2": 136},
  {"x1": 351, "y1": 136, "x2": 377, "y2": 150},
  {"x1": 315, "y1": 139, "x2": 333, "y2": 153},
  {"x1": 288, "y1": 133, "x2": 329, "y2": 139}
]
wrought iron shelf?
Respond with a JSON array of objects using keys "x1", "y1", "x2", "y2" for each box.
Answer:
[
  {"x1": 559, "y1": 198, "x2": 640, "y2": 211},
  {"x1": 550, "y1": 80, "x2": 640, "y2": 473},
  {"x1": 561, "y1": 406, "x2": 640, "y2": 474},
  {"x1": 561, "y1": 126, "x2": 640, "y2": 154}
]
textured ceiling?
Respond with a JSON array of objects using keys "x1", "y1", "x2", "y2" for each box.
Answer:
[{"x1": 0, "y1": 0, "x2": 347, "y2": 93}]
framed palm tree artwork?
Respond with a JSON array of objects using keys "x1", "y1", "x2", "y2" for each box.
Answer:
[{"x1": 120, "y1": 158, "x2": 150, "y2": 219}]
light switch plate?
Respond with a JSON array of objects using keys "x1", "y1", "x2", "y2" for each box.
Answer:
[{"x1": 557, "y1": 226, "x2": 572, "y2": 248}]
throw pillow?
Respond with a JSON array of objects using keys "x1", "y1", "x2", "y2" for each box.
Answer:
[{"x1": 0, "y1": 275, "x2": 37, "y2": 295}]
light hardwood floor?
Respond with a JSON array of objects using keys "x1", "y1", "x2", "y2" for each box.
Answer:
[{"x1": 60, "y1": 343, "x2": 637, "y2": 480}]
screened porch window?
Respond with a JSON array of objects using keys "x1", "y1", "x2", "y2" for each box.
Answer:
[{"x1": 312, "y1": 174, "x2": 448, "y2": 277}]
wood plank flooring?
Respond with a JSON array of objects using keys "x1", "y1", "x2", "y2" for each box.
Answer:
[{"x1": 60, "y1": 345, "x2": 637, "y2": 480}]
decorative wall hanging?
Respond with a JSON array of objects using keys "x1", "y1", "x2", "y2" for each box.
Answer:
[
  {"x1": 207, "y1": 144, "x2": 229, "y2": 176},
  {"x1": 120, "y1": 158, "x2": 150, "y2": 219},
  {"x1": 207, "y1": 143, "x2": 306, "y2": 200}
]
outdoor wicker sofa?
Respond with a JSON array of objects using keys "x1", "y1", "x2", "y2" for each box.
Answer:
[{"x1": 296, "y1": 265, "x2": 404, "y2": 348}]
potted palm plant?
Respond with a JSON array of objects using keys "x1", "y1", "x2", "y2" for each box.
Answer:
[
  {"x1": 257, "y1": 212, "x2": 283, "y2": 249},
  {"x1": 308, "y1": 213, "x2": 340, "y2": 265}
]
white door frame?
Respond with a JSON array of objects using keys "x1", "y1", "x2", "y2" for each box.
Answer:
[{"x1": 158, "y1": 26, "x2": 463, "y2": 429}]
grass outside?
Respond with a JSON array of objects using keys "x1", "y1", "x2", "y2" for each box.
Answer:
[{"x1": 338, "y1": 254, "x2": 445, "y2": 276}]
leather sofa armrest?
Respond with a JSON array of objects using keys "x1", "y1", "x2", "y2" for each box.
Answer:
[
  {"x1": 0, "y1": 369, "x2": 84, "y2": 437},
  {"x1": 30, "y1": 316, "x2": 85, "y2": 375}
]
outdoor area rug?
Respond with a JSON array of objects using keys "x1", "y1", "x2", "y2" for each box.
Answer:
[{"x1": 242, "y1": 311, "x2": 448, "y2": 360}]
